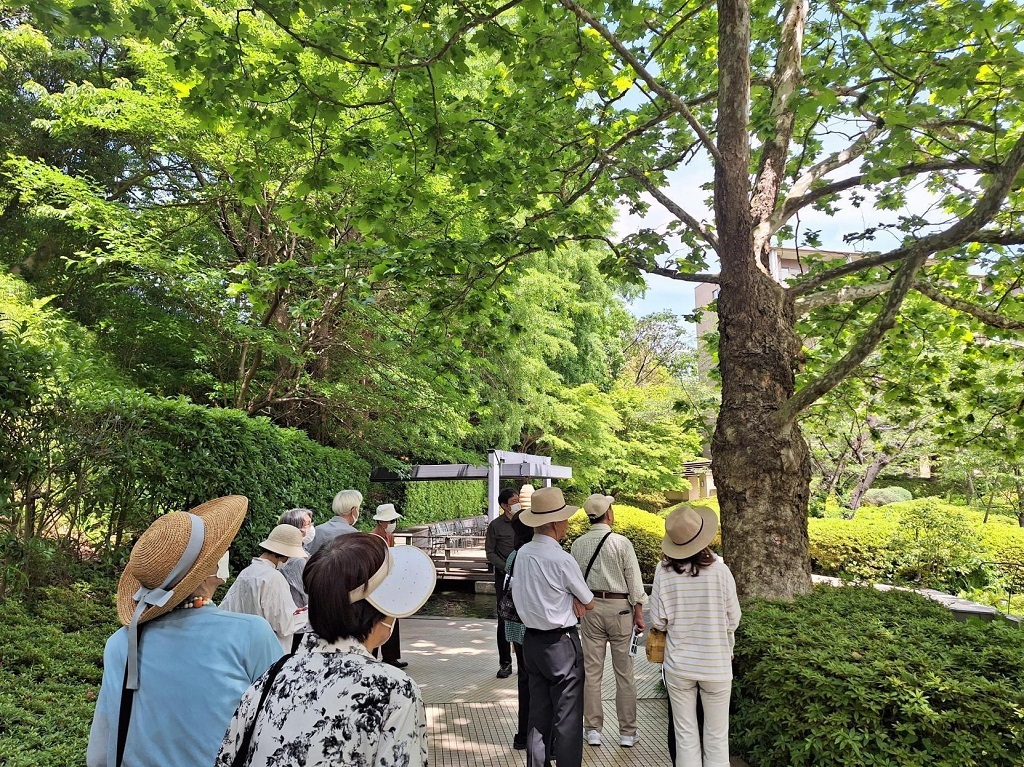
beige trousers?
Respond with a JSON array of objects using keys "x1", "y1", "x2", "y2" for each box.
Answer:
[{"x1": 581, "y1": 597, "x2": 637, "y2": 736}]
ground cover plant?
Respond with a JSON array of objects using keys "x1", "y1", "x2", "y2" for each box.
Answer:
[{"x1": 733, "y1": 586, "x2": 1024, "y2": 767}]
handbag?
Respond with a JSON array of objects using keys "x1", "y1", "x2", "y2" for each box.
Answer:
[
  {"x1": 496, "y1": 553, "x2": 522, "y2": 623},
  {"x1": 645, "y1": 628, "x2": 667, "y2": 663}
]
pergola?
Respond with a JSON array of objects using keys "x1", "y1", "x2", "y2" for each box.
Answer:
[{"x1": 369, "y1": 450, "x2": 573, "y2": 520}]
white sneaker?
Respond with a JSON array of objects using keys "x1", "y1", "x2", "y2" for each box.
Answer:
[
  {"x1": 586, "y1": 730, "x2": 602, "y2": 746},
  {"x1": 619, "y1": 734, "x2": 638, "y2": 748}
]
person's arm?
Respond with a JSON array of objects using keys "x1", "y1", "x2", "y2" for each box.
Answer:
[
  {"x1": 484, "y1": 523, "x2": 505, "y2": 571},
  {"x1": 620, "y1": 541, "x2": 648, "y2": 630},
  {"x1": 648, "y1": 567, "x2": 667, "y2": 631},
  {"x1": 379, "y1": 686, "x2": 428, "y2": 767},
  {"x1": 262, "y1": 574, "x2": 303, "y2": 642},
  {"x1": 723, "y1": 566, "x2": 741, "y2": 653},
  {"x1": 86, "y1": 635, "x2": 122, "y2": 767},
  {"x1": 564, "y1": 558, "x2": 595, "y2": 612}
]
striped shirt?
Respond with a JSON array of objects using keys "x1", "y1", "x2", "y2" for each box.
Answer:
[
  {"x1": 569, "y1": 524, "x2": 648, "y2": 606},
  {"x1": 648, "y1": 555, "x2": 740, "y2": 682}
]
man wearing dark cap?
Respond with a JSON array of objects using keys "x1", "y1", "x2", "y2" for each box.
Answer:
[{"x1": 512, "y1": 486, "x2": 595, "y2": 767}]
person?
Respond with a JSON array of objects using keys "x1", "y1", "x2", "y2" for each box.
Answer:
[
  {"x1": 504, "y1": 513, "x2": 534, "y2": 750},
  {"x1": 485, "y1": 487, "x2": 520, "y2": 678},
  {"x1": 649, "y1": 505, "x2": 741, "y2": 767},
  {"x1": 512, "y1": 486, "x2": 595, "y2": 767},
  {"x1": 87, "y1": 496, "x2": 282, "y2": 767},
  {"x1": 370, "y1": 503, "x2": 408, "y2": 669},
  {"x1": 220, "y1": 523, "x2": 309, "y2": 653},
  {"x1": 278, "y1": 507, "x2": 315, "y2": 608},
  {"x1": 306, "y1": 488, "x2": 362, "y2": 556},
  {"x1": 570, "y1": 493, "x2": 647, "y2": 748},
  {"x1": 215, "y1": 533, "x2": 437, "y2": 767}
]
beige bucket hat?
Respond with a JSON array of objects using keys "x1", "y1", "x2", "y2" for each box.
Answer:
[
  {"x1": 662, "y1": 504, "x2": 719, "y2": 559},
  {"x1": 518, "y1": 486, "x2": 578, "y2": 526},
  {"x1": 260, "y1": 524, "x2": 309, "y2": 559}
]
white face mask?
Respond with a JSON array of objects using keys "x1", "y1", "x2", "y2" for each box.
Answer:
[
  {"x1": 509, "y1": 503, "x2": 522, "y2": 515},
  {"x1": 385, "y1": 522, "x2": 397, "y2": 534},
  {"x1": 302, "y1": 526, "x2": 316, "y2": 546},
  {"x1": 381, "y1": 618, "x2": 396, "y2": 641},
  {"x1": 216, "y1": 551, "x2": 230, "y2": 581}
]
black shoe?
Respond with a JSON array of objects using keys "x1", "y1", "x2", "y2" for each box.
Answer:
[
  {"x1": 496, "y1": 663, "x2": 513, "y2": 679},
  {"x1": 387, "y1": 659, "x2": 409, "y2": 669},
  {"x1": 512, "y1": 736, "x2": 526, "y2": 750}
]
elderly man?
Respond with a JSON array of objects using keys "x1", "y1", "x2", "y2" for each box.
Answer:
[
  {"x1": 570, "y1": 494, "x2": 648, "y2": 748},
  {"x1": 513, "y1": 486, "x2": 595, "y2": 767},
  {"x1": 307, "y1": 488, "x2": 362, "y2": 556},
  {"x1": 485, "y1": 487, "x2": 520, "y2": 678}
]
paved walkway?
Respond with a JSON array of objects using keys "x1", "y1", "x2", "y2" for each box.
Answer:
[{"x1": 402, "y1": 617, "x2": 748, "y2": 767}]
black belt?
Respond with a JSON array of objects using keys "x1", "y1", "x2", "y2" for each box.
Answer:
[
  {"x1": 592, "y1": 591, "x2": 628, "y2": 599},
  {"x1": 525, "y1": 625, "x2": 578, "y2": 636}
]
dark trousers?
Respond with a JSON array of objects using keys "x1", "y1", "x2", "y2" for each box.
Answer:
[
  {"x1": 494, "y1": 574, "x2": 512, "y2": 666},
  {"x1": 372, "y1": 619, "x2": 402, "y2": 663},
  {"x1": 513, "y1": 641, "x2": 531, "y2": 741},
  {"x1": 523, "y1": 628, "x2": 584, "y2": 767}
]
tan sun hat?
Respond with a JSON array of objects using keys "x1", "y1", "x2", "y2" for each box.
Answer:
[
  {"x1": 662, "y1": 504, "x2": 719, "y2": 559},
  {"x1": 260, "y1": 524, "x2": 309, "y2": 559},
  {"x1": 583, "y1": 493, "x2": 615, "y2": 522},
  {"x1": 116, "y1": 495, "x2": 248, "y2": 689},
  {"x1": 518, "y1": 486, "x2": 578, "y2": 527},
  {"x1": 373, "y1": 503, "x2": 401, "y2": 522}
]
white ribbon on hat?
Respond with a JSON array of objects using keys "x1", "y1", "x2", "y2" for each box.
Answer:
[{"x1": 126, "y1": 513, "x2": 206, "y2": 690}]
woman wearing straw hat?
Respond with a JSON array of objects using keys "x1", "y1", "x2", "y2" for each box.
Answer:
[
  {"x1": 649, "y1": 505, "x2": 741, "y2": 767},
  {"x1": 87, "y1": 496, "x2": 283, "y2": 767},
  {"x1": 215, "y1": 533, "x2": 437, "y2": 767},
  {"x1": 370, "y1": 503, "x2": 409, "y2": 669},
  {"x1": 220, "y1": 523, "x2": 310, "y2": 653}
]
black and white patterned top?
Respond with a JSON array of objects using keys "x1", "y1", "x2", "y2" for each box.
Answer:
[{"x1": 215, "y1": 632, "x2": 427, "y2": 767}]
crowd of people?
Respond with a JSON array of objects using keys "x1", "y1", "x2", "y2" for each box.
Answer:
[{"x1": 87, "y1": 486, "x2": 739, "y2": 767}]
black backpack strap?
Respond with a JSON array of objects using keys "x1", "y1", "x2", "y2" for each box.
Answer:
[
  {"x1": 231, "y1": 652, "x2": 293, "y2": 767},
  {"x1": 584, "y1": 531, "x2": 614, "y2": 583},
  {"x1": 115, "y1": 649, "x2": 135, "y2": 767}
]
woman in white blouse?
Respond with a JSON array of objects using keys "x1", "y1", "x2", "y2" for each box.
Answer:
[
  {"x1": 649, "y1": 505, "x2": 740, "y2": 767},
  {"x1": 216, "y1": 532, "x2": 437, "y2": 767}
]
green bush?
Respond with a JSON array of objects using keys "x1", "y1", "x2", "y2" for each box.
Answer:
[
  {"x1": 400, "y1": 481, "x2": 486, "y2": 527},
  {"x1": 733, "y1": 586, "x2": 1024, "y2": 767},
  {"x1": 861, "y1": 486, "x2": 914, "y2": 506},
  {"x1": 562, "y1": 504, "x2": 665, "y2": 581},
  {"x1": 0, "y1": 581, "x2": 115, "y2": 766}
]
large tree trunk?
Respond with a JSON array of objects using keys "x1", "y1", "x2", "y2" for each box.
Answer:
[{"x1": 712, "y1": 0, "x2": 812, "y2": 601}]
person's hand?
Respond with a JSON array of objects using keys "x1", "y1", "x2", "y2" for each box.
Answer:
[
  {"x1": 572, "y1": 597, "x2": 587, "y2": 618},
  {"x1": 633, "y1": 614, "x2": 646, "y2": 632}
]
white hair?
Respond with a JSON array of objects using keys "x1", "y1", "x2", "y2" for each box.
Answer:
[{"x1": 332, "y1": 489, "x2": 363, "y2": 517}]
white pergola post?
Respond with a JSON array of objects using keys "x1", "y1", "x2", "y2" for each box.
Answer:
[{"x1": 487, "y1": 450, "x2": 500, "y2": 521}]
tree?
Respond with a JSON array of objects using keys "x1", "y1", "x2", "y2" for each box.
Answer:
[{"x1": 37, "y1": 0, "x2": 1024, "y2": 598}]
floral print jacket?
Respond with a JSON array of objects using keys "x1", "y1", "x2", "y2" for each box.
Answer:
[{"x1": 215, "y1": 632, "x2": 427, "y2": 767}]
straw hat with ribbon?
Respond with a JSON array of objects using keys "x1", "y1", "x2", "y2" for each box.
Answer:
[
  {"x1": 661, "y1": 504, "x2": 719, "y2": 559},
  {"x1": 117, "y1": 495, "x2": 248, "y2": 690},
  {"x1": 517, "y1": 486, "x2": 578, "y2": 527}
]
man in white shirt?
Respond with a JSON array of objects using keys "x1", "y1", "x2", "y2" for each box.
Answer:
[
  {"x1": 221, "y1": 524, "x2": 308, "y2": 652},
  {"x1": 570, "y1": 494, "x2": 647, "y2": 748},
  {"x1": 512, "y1": 487, "x2": 595, "y2": 767}
]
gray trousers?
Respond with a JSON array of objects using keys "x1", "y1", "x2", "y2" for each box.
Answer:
[{"x1": 523, "y1": 627, "x2": 585, "y2": 767}]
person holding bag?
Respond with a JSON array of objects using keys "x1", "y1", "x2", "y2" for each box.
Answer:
[
  {"x1": 649, "y1": 505, "x2": 740, "y2": 767},
  {"x1": 215, "y1": 532, "x2": 436, "y2": 767}
]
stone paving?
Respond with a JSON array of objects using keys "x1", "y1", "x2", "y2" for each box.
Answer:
[{"x1": 401, "y1": 617, "x2": 748, "y2": 767}]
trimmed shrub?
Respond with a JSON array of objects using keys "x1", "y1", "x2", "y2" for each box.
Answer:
[
  {"x1": 733, "y1": 586, "x2": 1024, "y2": 767},
  {"x1": 562, "y1": 504, "x2": 665, "y2": 581},
  {"x1": 861, "y1": 486, "x2": 913, "y2": 506},
  {"x1": 401, "y1": 481, "x2": 486, "y2": 528}
]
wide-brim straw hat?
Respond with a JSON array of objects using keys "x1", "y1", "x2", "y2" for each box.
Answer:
[
  {"x1": 373, "y1": 503, "x2": 402, "y2": 522},
  {"x1": 584, "y1": 493, "x2": 615, "y2": 521},
  {"x1": 349, "y1": 542, "x2": 437, "y2": 618},
  {"x1": 260, "y1": 524, "x2": 309, "y2": 559},
  {"x1": 518, "y1": 486, "x2": 578, "y2": 526},
  {"x1": 662, "y1": 504, "x2": 719, "y2": 559},
  {"x1": 117, "y1": 496, "x2": 247, "y2": 626}
]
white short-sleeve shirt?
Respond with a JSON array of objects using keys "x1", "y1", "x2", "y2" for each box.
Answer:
[{"x1": 511, "y1": 536, "x2": 595, "y2": 630}]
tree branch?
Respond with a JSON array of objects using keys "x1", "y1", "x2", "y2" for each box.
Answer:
[
  {"x1": 913, "y1": 280, "x2": 1024, "y2": 330},
  {"x1": 619, "y1": 163, "x2": 720, "y2": 254},
  {"x1": 556, "y1": 0, "x2": 723, "y2": 164}
]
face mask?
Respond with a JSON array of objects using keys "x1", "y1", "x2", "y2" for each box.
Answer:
[
  {"x1": 302, "y1": 526, "x2": 316, "y2": 546},
  {"x1": 385, "y1": 522, "x2": 397, "y2": 534},
  {"x1": 381, "y1": 618, "x2": 396, "y2": 641},
  {"x1": 351, "y1": 512, "x2": 360, "y2": 527},
  {"x1": 216, "y1": 551, "x2": 230, "y2": 581},
  {"x1": 509, "y1": 503, "x2": 522, "y2": 515}
]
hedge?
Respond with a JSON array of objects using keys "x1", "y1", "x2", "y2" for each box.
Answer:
[
  {"x1": 734, "y1": 586, "x2": 1024, "y2": 767},
  {"x1": 400, "y1": 481, "x2": 486, "y2": 528}
]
